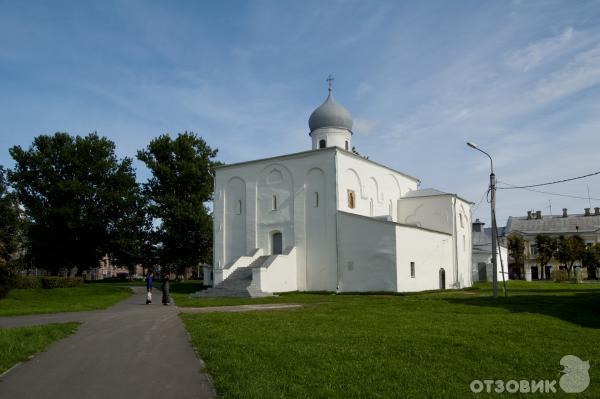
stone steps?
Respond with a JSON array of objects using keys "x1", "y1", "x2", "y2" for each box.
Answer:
[{"x1": 191, "y1": 266, "x2": 272, "y2": 298}]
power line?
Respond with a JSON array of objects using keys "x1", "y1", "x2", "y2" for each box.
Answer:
[
  {"x1": 497, "y1": 181, "x2": 600, "y2": 201},
  {"x1": 496, "y1": 170, "x2": 600, "y2": 190}
]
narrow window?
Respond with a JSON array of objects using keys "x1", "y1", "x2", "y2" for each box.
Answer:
[
  {"x1": 347, "y1": 190, "x2": 355, "y2": 209},
  {"x1": 459, "y1": 213, "x2": 464, "y2": 228},
  {"x1": 369, "y1": 199, "x2": 374, "y2": 216},
  {"x1": 236, "y1": 200, "x2": 242, "y2": 215},
  {"x1": 272, "y1": 194, "x2": 277, "y2": 210},
  {"x1": 410, "y1": 262, "x2": 415, "y2": 278},
  {"x1": 313, "y1": 192, "x2": 319, "y2": 208},
  {"x1": 319, "y1": 139, "x2": 326, "y2": 149},
  {"x1": 388, "y1": 200, "x2": 393, "y2": 216},
  {"x1": 345, "y1": 140, "x2": 349, "y2": 150}
]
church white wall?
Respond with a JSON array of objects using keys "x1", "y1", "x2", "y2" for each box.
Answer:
[
  {"x1": 337, "y1": 212, "x2": 397, "y2": 292},
  {"x1": 252, "y1": 247, "x2": 298, "y2": 293},
  {"x1": 396, "y1": 226, "x2": 454, "y2": 292},
  {"x1": 213, "y1": 149, "x2": 339, "y2": 291},
  {"x1": 453, "y1": 197, "x2": 472, "y2": 289},
  {"x1": 336, "y1": 151, "x2": 419, "y2": 222}
]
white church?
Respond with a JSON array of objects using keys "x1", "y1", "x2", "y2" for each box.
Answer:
[{"x1": 203, "y1": 83, "x2": 472, "y2": 296}]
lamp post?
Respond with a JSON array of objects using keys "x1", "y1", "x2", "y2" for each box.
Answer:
[{"x1": 467, "y1": 142, "x2": 498, "y2": 299}]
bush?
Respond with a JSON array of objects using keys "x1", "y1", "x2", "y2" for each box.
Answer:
[
  {"x1": 13, "y1": 276, "x2": 83, "y2": 289},
  {"x1": 552, "y1": 269, "x2": 569, "y2": 282},
  {"x1": 40, "y1": 277, "x2": 83, "y2": 289}
]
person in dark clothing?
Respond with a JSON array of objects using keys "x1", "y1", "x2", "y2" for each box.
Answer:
[
  {"x1": 145, "y1": 271, "x2": 154, "y2": 304},
  {"x1": 161, "y1": 273, "x2": 170, "y2": 305}
]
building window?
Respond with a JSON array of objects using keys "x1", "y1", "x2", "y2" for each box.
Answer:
[
  {"x1": 347, "y1": 190, "x2": 356, "y2": 209},
  {"x1": 530, "y1": 243, "x2": 538, "y2": 256},
  {"x1": 345, "y1": 140, "x2": 349, "y2": 150},
  {"x1": 313, "y1": 192, "x2": 319, "y2": 208},
  {"x1": 236, "y1": 200, "x2": 242, "y2": 215},
  {"x1": 459, "y1": 213, "x2": 464, "y2": 228},
  {"x1": 369, "y1": 198, "x2": 374, "y2": 216},
  {"x1": 389, "y1": 200, "x2": 393, "y2": 217},
  {"x1": 319, "y1": 139, "x2": 326, "y2": 149},
  {"x1": 272, "y1": 194, "x2": 277, "y2": 210},
  {"x1": 410, "y1": 262, "x2": 415, "y2": 278}
]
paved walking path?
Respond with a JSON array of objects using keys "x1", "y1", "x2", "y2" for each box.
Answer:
[{"x1": 0, "y1": 287, "x2": 215, "y2": 399}]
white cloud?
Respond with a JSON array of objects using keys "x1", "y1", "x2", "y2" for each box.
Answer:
[
  {"x1": 532, "y1": 44, "x2": 600, "y2": 103},
  {"x1": 353, "y1": 118, "x2": 377, "y2": 135},
  {"x1": 505, "y1": 27, "x2": 576, "y2": 71}
]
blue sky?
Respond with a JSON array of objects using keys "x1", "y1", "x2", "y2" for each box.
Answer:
[{"x1": 1, "y1": 0, "x2": 600, "y2": 226}]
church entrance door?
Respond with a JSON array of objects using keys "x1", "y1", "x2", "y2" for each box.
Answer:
[{"x1": 271, "y1": 232, "x2": 283, "y2": 255}]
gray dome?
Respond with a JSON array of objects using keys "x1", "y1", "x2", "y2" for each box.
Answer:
[{"x1": 308, "y1": 91, "x2": 353, "y2": 132}]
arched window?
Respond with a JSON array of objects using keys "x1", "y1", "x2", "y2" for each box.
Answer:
[
  {"x1": 272, "y1": 194, "x2": 277, "y2": 211},
  {"x1": 345, "y1": 141, "x2": 349, "y2": 150},
  {"x1": 347, "y1": 190, "x2": 356, "y2": 209},
  {"x1": 319, "y1": 139, "x2": 326, "y2": 149}
]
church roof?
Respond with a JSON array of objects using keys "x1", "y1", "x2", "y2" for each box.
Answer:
[
  {"x1": 402, "y1": 188, "x2": 472, "y2": 204},
  {"x1": 308, "y1": 91, "x2": 353, "y2": 133}
]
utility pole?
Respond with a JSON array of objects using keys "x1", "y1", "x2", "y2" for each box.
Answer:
[{"x1": 468, "y1": 142, "x2": 498, "y2": 299}]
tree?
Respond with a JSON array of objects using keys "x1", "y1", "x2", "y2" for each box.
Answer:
[
  {"x1": 506, "y1": 233, "x2": 526, "y2": 279},
  {"x1": 583, "y1": 243, "x2": 600, "y2": 279},
  {"x1": 0, "y1": 166, "x2": 22, "y2": 266},
  {"x1": 535, "y1": 235, "x2": 556, "y2": 280},
  {"x1": 8, "y1": 132, "x2": 146, "y2": 275},
  {"x1": 137, "y1": 132, "x2": 219, "y2": 275},
  {"x1": 556, "y1": 235, "x2": 586, "y2": 279}
]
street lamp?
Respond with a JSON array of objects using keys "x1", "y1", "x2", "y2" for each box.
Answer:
[{"x1": 467, "y1": 142, "x2": 498, "y2": 299}]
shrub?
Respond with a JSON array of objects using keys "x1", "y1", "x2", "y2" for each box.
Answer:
[
  {"x1": 13, "y1": 276, "x2": 43, "y2": 289},
  {"x1": 40, "y1": 277, "x2": 83, "y2": 289},
  {"x1": 552, "y1": 269, "x2": 569, "y2": 282},
  {"x1": 12, "y1": 276, "x2": 83, "y2": 289}
]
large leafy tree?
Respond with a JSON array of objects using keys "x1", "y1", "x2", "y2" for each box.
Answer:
[
  {"x1": 535, "y1": 235, "x2": 556, "y2": 280},
  {"x1": 0, "y1": 166, "x2": 22, "y2": 266},
  {"x1": 556, "y1": 235, "x2": 586, "y2": 278},
  {"x1": 8, "y1": 132, "x2": 147, "y2": 275},
  {"x1": 137, "y1": 132, "x2": 219, "y2": 274},
  {"x1": 583, "y1": 243, "x2": 600, "y2": 279},
  {"x1": 506, "y1": 233, "x2": 526, "y2": 278}
]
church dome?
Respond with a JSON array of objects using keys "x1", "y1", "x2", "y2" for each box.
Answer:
[{"x1": 308, "y1": 91, "x2": 353, "y2": 132}]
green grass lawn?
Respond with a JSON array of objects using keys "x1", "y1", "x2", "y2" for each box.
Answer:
[
  {"x1": 181, "y1": 281, "x2": 600, "y2": 398},
  {"x1": 0, "y1": 285, "x2": 132, "y2": 316},
  {"x1": 0, "y1": 322, "x2": 80, "y2": 373}
]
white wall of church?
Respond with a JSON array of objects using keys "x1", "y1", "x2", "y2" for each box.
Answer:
[
  {"x1": 213, "y1": 149, "x2": 339, "y2": 291},
  {"x1": 336, "y1": 151, "x2": 419, "y2": 222},
  {"x1": 396, "y1": 226, "x2": 453, "y2": 292},
  {"x1": 337, "y1": 212, "x2": 397, "y2": 292},
  {"x1": 397, "y1": 196, "x2": 454, "y2": 234}
]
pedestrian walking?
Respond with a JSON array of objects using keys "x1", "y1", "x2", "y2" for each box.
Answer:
[
  {"x1": 161, "y1": 272, "x2": 170, "y2": 305},
  {"x1": 145, "y1": 271, "x2": 154, "y2": 304}
]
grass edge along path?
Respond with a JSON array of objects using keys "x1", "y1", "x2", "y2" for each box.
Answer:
[
  {"x1": 0, "y1": 322, "x2": 80, "y2": 374},
  {"x1": 0, "y1": 285, "x2": 132, "y2": 317}
]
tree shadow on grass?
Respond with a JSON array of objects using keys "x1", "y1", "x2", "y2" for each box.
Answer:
[{"x1": 444, "y1": 292, "x2": 600, "y2": 329}]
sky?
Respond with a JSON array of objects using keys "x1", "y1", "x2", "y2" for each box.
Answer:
[{"x1": 1, "y1": 0, "x2": 600, "y2": 226}]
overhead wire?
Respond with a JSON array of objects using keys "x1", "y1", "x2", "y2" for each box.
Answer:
[{"x1": 497, "y1": 170, "x2": 600, "y2": 190}]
